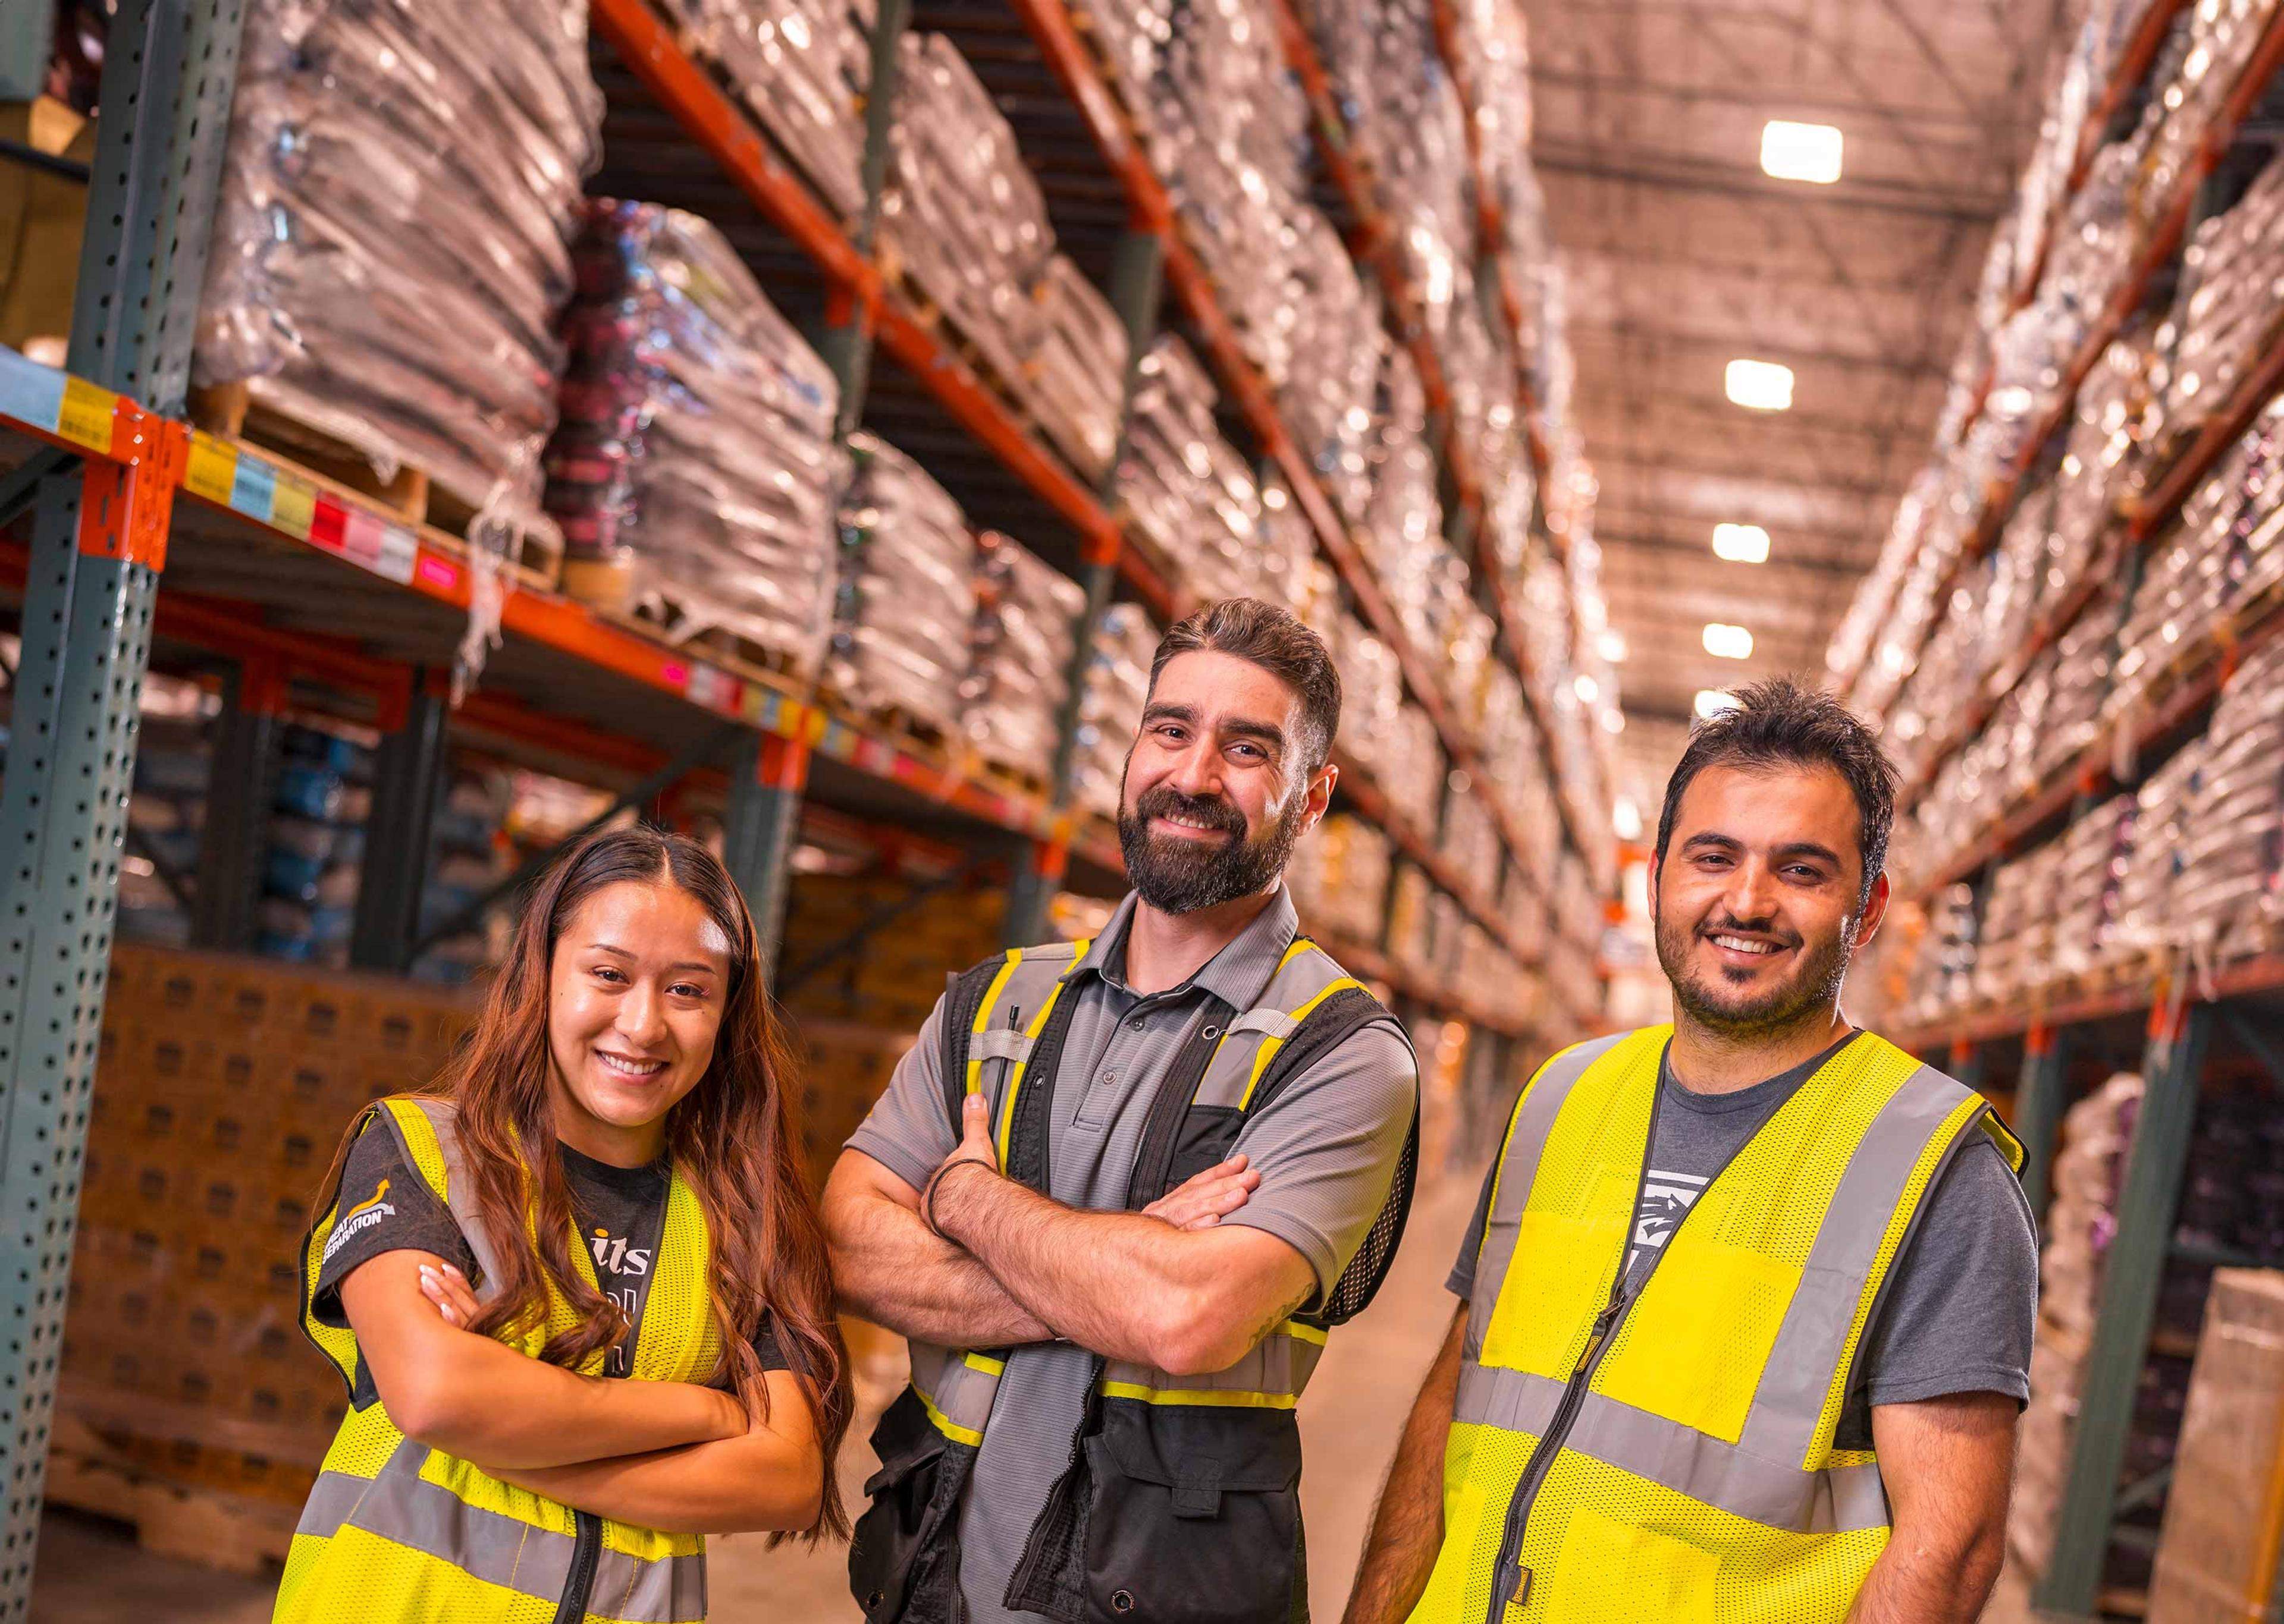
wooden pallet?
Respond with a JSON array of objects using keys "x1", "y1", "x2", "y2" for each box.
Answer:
[
  {"x1": 43, "y1": 1413, "x2": 297, "y2": 1576},
  {"x1": 971, "y1": 747, "x2": 1052, "y2": 804},
  {"x1": 189, "y1": 380, "x2": 564, "y2": 589},
  {"x1": 559, "y1": 558, "x2": 814, "y2": 697}
]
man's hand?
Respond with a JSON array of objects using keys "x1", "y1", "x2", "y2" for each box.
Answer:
[
  {"x1": 1844, "y1": 1391, "x2": 2016, "y2": 1623},
  {"x1": 1144, "y1": 1152, "x2": 1261, "y2": 1230}
]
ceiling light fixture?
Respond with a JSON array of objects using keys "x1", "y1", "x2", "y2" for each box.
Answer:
[
  {"x1": 1761, "y1": 120, "x2": 1844, "y2": 184},
  {"x1": 1574, "y1": 674, "x2": 1600, "y2": 705},
  {"x1": 1725, "y1": 359, "x2": 1794, "y2": 411},
  {"x1": 1712, "y1": 523, "x2": 1771, "y2": 563},
  {"x1": 1601, "y1": 708, "x2": 1626, "y2": 734},
  {"x1": 1612, "y1": 796, "x2": 1643, "y2": 841},
  {"x1": 1696, "y1": 689, "x2": 1741, "y2": 720},
  {"x1": 1597, "y1": 629, "x2": 1628, "y2": 663},
  {"x1": 1702, "y1": 623, "x2": 1755, "y2": 660}
]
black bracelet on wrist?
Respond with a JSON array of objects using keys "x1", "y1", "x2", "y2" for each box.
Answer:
[{"x1": 924, "y1": 1155, "x2": 994, "y2": 1239}]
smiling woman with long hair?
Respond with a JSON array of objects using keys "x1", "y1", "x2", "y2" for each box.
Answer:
[{"x1": 276, "y1": 827, "x2": 851, "y2": 1624}]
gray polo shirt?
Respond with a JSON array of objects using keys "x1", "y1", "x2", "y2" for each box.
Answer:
[{"x1": 846, "y1": 885, "x2": 1418, "y2": 1624}]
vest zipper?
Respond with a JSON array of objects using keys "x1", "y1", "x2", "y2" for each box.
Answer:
[
  {"x1": 553, "y1": 1509, "x2": 603, "y2": 1624},
  {"x1": 1481, "y1": 1070, "x2": 1672, "y2": 1623}
]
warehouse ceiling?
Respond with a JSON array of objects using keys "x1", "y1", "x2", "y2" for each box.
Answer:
[{"x1": 1518, "y1": 0, "x2": 2065, "y2": 782}]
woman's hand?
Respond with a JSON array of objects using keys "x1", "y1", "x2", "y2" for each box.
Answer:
[{"x1": 418, "y1": 1261, "x2": 484, "y2": 1327}]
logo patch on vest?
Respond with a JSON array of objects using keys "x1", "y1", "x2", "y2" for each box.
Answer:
[{"x1": 323, "y1": 1179, "x2": 396, "y2": 1261}]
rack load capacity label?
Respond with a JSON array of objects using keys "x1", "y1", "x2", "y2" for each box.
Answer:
[{"x1": 0, "y1": 349, "x2": 120, "y2": 457}]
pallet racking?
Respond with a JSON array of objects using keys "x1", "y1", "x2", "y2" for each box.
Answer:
[{"x1": 0, "y1": 0, "x2": 1614, "y2": 1598}]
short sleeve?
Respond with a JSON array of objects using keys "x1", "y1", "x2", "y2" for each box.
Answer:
[
  {"x1": 1447, "y1": 1155, "x2": 1498, "y2": 1302},
  {"x1": 311, "y1": 1113, "x2": 478, "y2": 1328},
  {"x1": 844, "y1": 995, "x2": 956, "y2": 1193},
  {"x1": 1837, "y1": 1133, "x2": 2039, "y2": 1447},
  {"x1": 1220, "y1": 1020, "x2": 1419, "y2": 1298}
]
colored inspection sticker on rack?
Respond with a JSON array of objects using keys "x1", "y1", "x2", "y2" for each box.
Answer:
[
  {"x1": 0, "y1": 350, "x2": 117, "y2": 456},
  {"x1": 303, "y1": 492, "x2": 417, "y2": 586}
]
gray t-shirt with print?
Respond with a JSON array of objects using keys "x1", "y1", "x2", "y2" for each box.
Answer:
[
  {"x1": 847, "y1": 886, "x2": 1419, "y2": 1624},
  {"x1": 1448, "y1": 1032, "x2": 2038, "y2": 1449}
]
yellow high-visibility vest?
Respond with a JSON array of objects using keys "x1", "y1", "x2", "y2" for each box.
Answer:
[
  {"x1": 1407, "y1": 1026, "x2": 2023, "y2": 1624},
  {"x1": 278, "y1": 1095, "x2": 726, "y2": 1624}
]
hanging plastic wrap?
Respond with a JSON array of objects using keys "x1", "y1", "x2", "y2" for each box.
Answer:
[
  {"x1": 1074, "y1": 604, "x2": 1158, "y2": 822},
  {"x1": 545, "y1": 200, "x2": 843, "y2": 681},
  {"x1": 963, "y1": 531, "x2": 1086, "y2": 782},
  {"x1": 830, "y1": 434, "x2": 976, "y2": 737},
  {"x1": 881, "y1": 33, "x2": 1054, "y2": 391},
  {"x1": 195, "y1": 0, "x2": 597, "y2": 579},
  {"x1": 652, "y1": 0, "x2": 873, "y2": 219}
]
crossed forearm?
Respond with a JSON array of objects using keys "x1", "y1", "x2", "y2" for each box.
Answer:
[
  {"x1": 827, "y1": 1173, "x2": 1052, "y2": 1347},
  {"x1": 931, "y1": 1162, "x2": 1305, "y2": 1373}
]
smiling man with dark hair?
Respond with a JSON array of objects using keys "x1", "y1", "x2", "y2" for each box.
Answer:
[
  {"x1": 1347, "y1": 676, "x2": 2038, "y2": 1624},
  {"x1": 825, "y1": 597, "x2": 1421, "y2": 1624}
]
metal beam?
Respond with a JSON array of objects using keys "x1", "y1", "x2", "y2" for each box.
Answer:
[
  {"x1": 188, "y1": 656, "x2": 286, "y2": 951},
  {"x1": 2035, "y1": 1003, "x2": 2216, "y2": 1616},
  {"x1": 2013, "y1": 1023, "x2": 2070, "y2": 1224},
  {"x1": 1527, "y1": 67, "x2": 1995, "y2": 131},
  {"x1": 0, "y1": 1, "x2": 244, "y2": 1607},
  {"x1": 349, "y1": 676, "x2": 450, "y2": 973},
  {"x1": 1568, "y1": 322, "x2": 1953, "y2": 380},
  {"x1": 1593, "y1": 530, "x2": 1874, "y2": 577},
  {"x1": 721, "y1": 731, "x2": 809, "y2": 985},
  {"x1": 1533, "y1": 146, "x2": 2009, "y2": 222}
]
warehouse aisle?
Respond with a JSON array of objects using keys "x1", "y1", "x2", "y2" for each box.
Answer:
[{"x1": 28, "y1": 1170, "x2": 1479, "y2": 1623}]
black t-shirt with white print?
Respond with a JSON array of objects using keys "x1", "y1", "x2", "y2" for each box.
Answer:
[{"x1": 312, "y1": 1114, "x2": 785, "y2": 1399}]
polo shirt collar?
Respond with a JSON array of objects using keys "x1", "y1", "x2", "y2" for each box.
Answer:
[{"x1": 1080, "y1": 884, "x2": 1301, "y2": 1009}]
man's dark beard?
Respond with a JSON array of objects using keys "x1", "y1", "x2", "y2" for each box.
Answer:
[
  {"x1": 1118, "y1": 784, "x2": 1304, "y2": 915},
  {"x1": 1652, "y1": 901, "x2": 1854, "y2": 1039}
]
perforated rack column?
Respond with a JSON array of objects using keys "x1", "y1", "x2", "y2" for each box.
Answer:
[{"x1": 0, "y1": 0, "x2": 243, "y2": 1608}]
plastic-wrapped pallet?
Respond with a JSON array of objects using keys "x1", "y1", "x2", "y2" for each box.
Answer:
[
  {"x1": 1017, "y1": 257, "x2": 1130, "y2": 482},
  {"x1": 1285, "y1": 212, "x2": 1383, "y2": 524},
  {"x1": 964, "y1": 532, "x2": 1086, "y2": 784},
  {"x1": 2035, "y1": 589, "x2": 2129, "y2": 787},
  {"x1": 548, "y1": 201, "x2": 843, "y2": 681},
  {"x1": 2010, "y1": 1072, "x2": 2147, "y2": 1582},
  {"x1": 195, "y1": 0, "x2": 597, "y2": 549},
  {"x1": 1383, "y1": 705, "x2": 1445, "y2": 835},
  {"x1": 1502, "y1": 865, "x2": 1548, "y2": 964},
  {"x1": 651, "y1": 0, "x2": 873, "y2": 220},
  {"x1": 1898, "y1": 881, "x2": 1979, "y2": 1029},
  {"x1": 1974, "y1": 845, "x2": 2063, "y2": 1008},
  {"x1": 1287, "y1": 813, "x2": 1392, "y2": 948},
  {"x1": 2050, "y1": 794, "x2": 2139, "y2": 982},
  {"x1": 1439, "y1": 790, "x2": 1498, "y2": 893},
  {"x1": 1074, "y1": 605, "x2": 1157, "y2": 822},
  {"x1": 1386, "y1": 862, "x2": 1434, "y2": 977},
  {"x1": 2147, "y1": 151, "x2": 2284, "y2": 467},
  {"x1": 2106, "y1": 431, "x2": 2262, "y2": 726},
  {"x1": 2138, "y1": 0, "x2": 2283, "y2": 243},
  {"x1": 830, "y1": 434, "x2": 975, "y2": 740},
  {"x1": 881, "y1": 34, "x2": 1053, "y2": 391},
  {"x1": 258, "y1": 724, "x2": 374, "y2": 968},
  {"x1": 1359, "y1": 347, "x2": 1447, "y2": 650},
  {"x1": 2175, "y1": 637, "x2": 2284, "y2": 963},
  {"x1": 2106, "y1": 739, "x2": 2207, "y2": 974},
  {"x1": 1256, "y1": 474, "x2": 1324, "y2": 619},
  {"x1": 119, "y1": 715, "x2": 213, "y2": 949},
  {"x1": 415, "y1": 762, "x2": 513, "y2": 985},
  {"x1": 1329, "y1": 613, "x2": 1403, "y2": 785},
  {"x1": 2046, "y1": 327, "x2": 2154, "y2": 607},
  {"x1": 1118, "y1": 335, "x2": 1264, "y2": 603}
]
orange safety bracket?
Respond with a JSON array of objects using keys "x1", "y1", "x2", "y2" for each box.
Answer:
[
  {"x1": 1027, "y1": 835, "x2": 1071, "y2": 885},
  {"x1": 74, "y1": 404, "x2": 186, "y2": 570},
  {"x1": 239, "y1": 651, "x2": 290, "y2": 717},
  {"x1": 758, "y1": 731, "x2": 811, "y2": 793}
]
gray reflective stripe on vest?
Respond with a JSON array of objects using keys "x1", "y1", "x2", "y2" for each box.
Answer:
[
  {"x1": 1452, "y1": 1365, "x2": 1890, "y2": 1535},
  {"x1": 1102, "y1": 1321, "x2": 1326, "y2": 1401},
  {"x1": 1731, "y1": 1061, "x2": 1984, "y2": 1471},
  {"x1": 966, "y1": 951, "x2": 1083, "y2": 1094},
  {"x1": 399, "y1": 1097, "x2": 507, "y2": 1309},
  {"x1": 296, "y1": 1438, "x2": 705, "y2": 1622},
  {"x1": 1190, "y1": 944, "x2": 1367, "y2": 1110},
  {"x1": 1463, "y1": 1032, "x2": 1633, "y2": 1359},
  {"x1": 908, "y1": 1340, "x2": 1003, "y2": 1438}
]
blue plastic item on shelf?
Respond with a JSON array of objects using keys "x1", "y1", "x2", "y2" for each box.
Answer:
[
  {"x1": 281, "y1": 727, "x2": 372, "y2": 778},
  {"x1": 273, "y1": 764, "x2": 349, "y2": 822}
]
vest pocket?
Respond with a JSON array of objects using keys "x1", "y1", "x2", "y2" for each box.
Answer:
[
  {"x1": 1165, "y1": 1106, "x2": 1243, "y2": 1188},
  {"x1": 1082, "y1": 1400, "x2": 1303, "y2": 1624},
  {"x1": 851, "y1": 1387, "x2": 968, "y2": 1624},
  {"x1": 1542, "y1": 1509, "x2": 1717, "y2": 1624}
]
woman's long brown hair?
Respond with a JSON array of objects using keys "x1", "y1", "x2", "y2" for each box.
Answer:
[{"x1": 424, "y1": 826, "x2": 851, "y2": 1540}]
